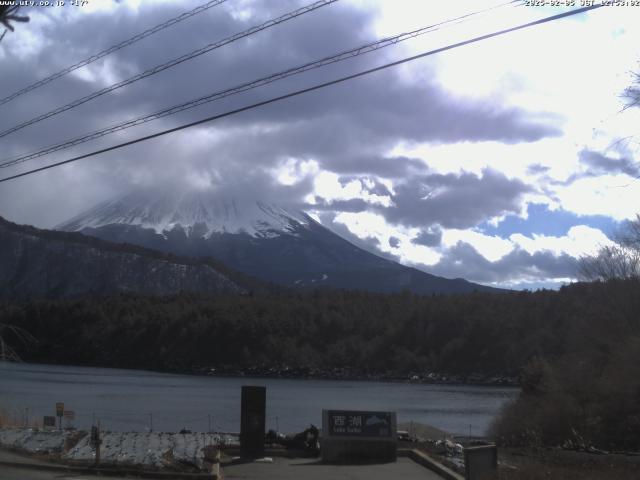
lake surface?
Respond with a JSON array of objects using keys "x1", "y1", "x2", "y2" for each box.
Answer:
[{"x1": 0, "y1": 362, "x2": 518, "y2": 436}]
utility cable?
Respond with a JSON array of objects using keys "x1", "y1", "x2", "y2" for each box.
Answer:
[
  {"x1": 0, "y1": 0, "x2": 338, "y2": 139},
  {"x1": 0, "y1": 5, "x2": 603, "y2": 184},
  {"x1": 0, "y1": 0, "x2": 228, "y2": 107},
  {"x1": 0, "y1": 0, "x2": 518, "y2": 168}
]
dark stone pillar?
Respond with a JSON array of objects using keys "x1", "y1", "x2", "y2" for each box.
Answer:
[{"x1": 240, "y1": 385, "x2": 266, "y2": 458}]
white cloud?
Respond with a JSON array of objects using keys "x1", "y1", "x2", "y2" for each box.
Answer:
[
  {"x1": 553, "y1": 174, "x2": 640, "y2": 221},
  {"x1": 510, "y1": 225, "x2": 614, "y2": 258},
  {"x1": 312, "y1": 172, "x2": 393, "y2": 207},
  {"x1": 333, "y1": 211, "x2": 441, "y2": 265},
  {"x1": 442, "y1": 229, "x2": 514, "y2": 262},
  {"x1": 273, "y1": 158, "x2": 319, "y2": 186}
]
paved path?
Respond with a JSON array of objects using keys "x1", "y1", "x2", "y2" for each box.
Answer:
[
  {"x1": 223, "y1": 457, "x2": 444, "y2": 479},
  {"x1": 0, "y1": 465, "x2": 140, "y2": 480},
  {"x1": 0, "y1": 449, "x2": 54, "y2": 465},
  {"x1": 0, "y1": 449, "x2": 187, "y2": 480}
]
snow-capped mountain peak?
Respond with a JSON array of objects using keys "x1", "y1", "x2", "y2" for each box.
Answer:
[{"x1": 57, "y1": 190, "x2": 310, "y2": 238}]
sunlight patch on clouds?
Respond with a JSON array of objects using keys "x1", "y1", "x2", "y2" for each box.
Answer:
[
  {"x1": 69, "y1": 56, "x2": 122, "y2": 87},
  {"x1": 390, "y1": 138, "x2": 581, "y2": 183},
  {"x1": 313, "y1": 172, "x2": 393, "y2": 207},
  {"x1": 334, "y1": 211, "x2": 441, "y2": 265},
  {"x1": 273, "y1": 158, "x2": 319, "y2": 186},
  {"x1": 442, "y1": 229, "x2": 514, "y2": 262},
  {"x1": 510, "y1": 225, "x2": 614, "y2": 258},
  {"x1": 438, "y1": 225, "x2": 613, "y2": 268},
  {"x1": 554, "y1": 174, "x2": 640, "y2": 221}
]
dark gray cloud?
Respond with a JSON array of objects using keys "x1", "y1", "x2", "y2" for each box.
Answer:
[
  {"x1": 378, "y1": 168, "x2": 531, "y2": 229},
  {"x1": 304, "y1": 168, "x2": 530, "y2": 232},
  {"x1": 388, "y1": 236, "x2": 400, "y2": 248},
  {"x1": 527, "y1": 163, "x2": 551, "y2": 175},
  {"x1": 545, "y1": 148, "x2": 640, "y2": 189},
  {"x1": 424, "y1": 241, "x2": 578, "y2": 284},
  {"x1": 579, "y1": 149, "x2": 640, "y2": 177},
  {"x1": 0, "y1": 0, "x2": 560, "y2": 229},
  {"x1": 414, "y1": 226, "x2": 443, "y2": 247}
]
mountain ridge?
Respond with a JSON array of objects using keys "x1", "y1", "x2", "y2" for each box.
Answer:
[
  {"x1": 0, "y1": 215, "x2": 256, "y2": 299},
  {"x1": 58, "y1": 190, "x2": 502, "y2": 295}
]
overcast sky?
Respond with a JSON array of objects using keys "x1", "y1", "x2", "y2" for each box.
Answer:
[{"x1": 1, "y1": 0, "x2": 639, "y2": 289}]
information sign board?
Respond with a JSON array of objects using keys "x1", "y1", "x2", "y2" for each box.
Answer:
[
  {"x1": 55, "y1": 402, "x2": 64, "y2": 417},
  {"x1": 322, "y1": 409, "x2": 397, "y2": 463},
  {"x1": 326, "y1": 410, "x2": 393, "y2": 438}
]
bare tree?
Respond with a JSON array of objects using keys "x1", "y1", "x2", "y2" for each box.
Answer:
[
  {"x1": 0, "y1": 322, "x2": 36, "y2": 362},
  {"x1": 579, "y1": 215, "x2": 640, "y2": 281},
  {"x1": 623, "y1": 70, "x2": 640, "y2": 111},
  {"x1": 0, "y1": 6, "x2": 29, "y2": 43}
]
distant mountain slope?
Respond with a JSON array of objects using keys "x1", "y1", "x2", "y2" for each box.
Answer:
[
  {"x1": 0, "y1": 216, "x2": 247, "y2": 299},
  {"x1": 58, "y1": 190, "x2": 500, "y2": 295}
]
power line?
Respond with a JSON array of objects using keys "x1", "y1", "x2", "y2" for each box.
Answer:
[
  {"x1": 0, "y1": 0, "x2": 519, "y2": 169},
  {"x1": 0, "y1": 0, "x2": 337, "y2": 140},
  {"x1": 0, "y1": 0, "x2": 228, "y2": 107},
  {"x1": 0, "y1": 5, "x2": 603, "y2": 185}
]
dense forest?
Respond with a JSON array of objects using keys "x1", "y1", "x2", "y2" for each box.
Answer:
[
  {"x1": 0, "y1": 279, "x2": 636, "y2": 377},
  {"x1": 2, "y1": 278, "x2": 639, "y2": 448},
  {"x1": 491, "y1": 278, "x2": 640, "y2": 451}
]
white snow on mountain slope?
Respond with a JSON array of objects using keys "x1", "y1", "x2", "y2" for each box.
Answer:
[{"x1": 57, "y1": 190, "x2": 311, "y2": 238}]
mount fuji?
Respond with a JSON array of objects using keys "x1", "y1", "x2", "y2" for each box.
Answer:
[{"x1": 58, "y1": 189, "x2": 498, "y2": 295}]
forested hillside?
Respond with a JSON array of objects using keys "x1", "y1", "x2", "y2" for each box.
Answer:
[{"x1": 3, "y1": 280, "x2": 638, "y2": 382}]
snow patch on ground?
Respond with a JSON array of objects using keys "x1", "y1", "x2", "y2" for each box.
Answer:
[
  {"x1": 0, "y1": 428, "x2": 68, "y2": 453},
  {"x1": 0, "y1": 428, "x2": 238, "y2": 470}
]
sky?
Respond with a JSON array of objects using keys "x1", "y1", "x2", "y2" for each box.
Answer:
[{"x1": 1, "y1": 0, "x2": 639, "y2": 289}]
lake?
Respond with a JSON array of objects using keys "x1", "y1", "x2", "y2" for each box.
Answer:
[{"x1": 0, "y1": 362, "x2": 518, "y2": 436}]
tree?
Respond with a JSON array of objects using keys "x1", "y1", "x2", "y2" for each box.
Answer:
[
  {"x1": 0, "y1": 6, "x2": 29, "y2": 43},
  {"x1": 0, "y1": 322, "x2": 36, "y2": 362},
  {"x1": 579, "y1": 215, "x2": 640, "y2": 281},
  {"x1": 623, "y1": 70, "x2": 640, "y2": 111}
]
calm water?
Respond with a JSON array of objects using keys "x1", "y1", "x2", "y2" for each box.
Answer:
[{"x1": 0, "y1": 362, "x2": 518, "y2": 435}]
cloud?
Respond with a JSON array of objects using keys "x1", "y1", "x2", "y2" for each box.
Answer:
[
  {"x1": 552, "y1": 174, "x2": 640, "y2": 221},
  {"x1": 579, "y1": 149, "x2": 640, "y2": 177},
  {"x1": 413, "y1": 226, "x2": 443, "y2": 247},
  {"x1": 427, "y1": 241, "x2": 578, "y2": 285},
  {"x1": 379, "y1": 168, "x2": 531, "y2": 229},
  {"x1": 0, "y1": 0, "x2": 561, "y2": 226},
  {"x1": 0, "y1": 0, "x2": 615, "y2": 290}
]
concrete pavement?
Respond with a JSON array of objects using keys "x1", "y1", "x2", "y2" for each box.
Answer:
[
  {"x1": 0, "y1": 465, "x2": 152, "y2": 480},
  {"x1": 1, "y1": 447, "x2": 455, "y2": 479},
  {"x1": 222, "y1": 456, "x2": 445, "y2": 479}
]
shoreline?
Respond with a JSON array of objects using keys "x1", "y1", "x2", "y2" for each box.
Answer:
[
  {"x1": 189, "y1": 365, "x2": 521, "y2": 387},
  {"x1": 1, "y1": 360, "x2": 521, "y2": 387}
]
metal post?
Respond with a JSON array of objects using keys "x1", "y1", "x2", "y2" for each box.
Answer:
[
  {"x1": 149, "y1": 413, "x2": 153, "y2": 432},
  {"x1": 208, "y1": 414, "x2": 211, "y2": 433},
  {"x1": 95, "y1": 421, "x2": 101, "y2": 467},
  {"x1": 276, "y1": 416, "x2": 279, "y2": 433}
]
